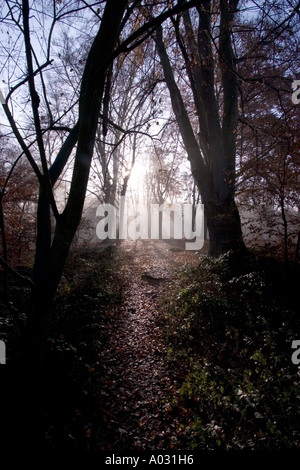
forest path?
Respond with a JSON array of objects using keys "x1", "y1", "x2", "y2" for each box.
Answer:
[{"x1": 96, "y1": 239, "x2": 202, "y2": 450}]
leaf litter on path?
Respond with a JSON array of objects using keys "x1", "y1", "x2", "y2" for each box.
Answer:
[{"x1": 94, "y1": 239, "x2": 202, "y2": 450}]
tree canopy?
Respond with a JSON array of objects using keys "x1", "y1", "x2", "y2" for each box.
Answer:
[{"x1": 0, "y1": 0, "x2": 299, "y2": 364}]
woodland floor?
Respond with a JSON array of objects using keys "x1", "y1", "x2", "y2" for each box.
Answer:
[
  {"x1": 27, "y1": 239, "x2": 205, "y2": 451},
  {"x1": 94, "y1": 239, "x2": 203, "y2": 450},
  {"x1": 4, "y1": 238, "x2": 300, "y2": 451}
]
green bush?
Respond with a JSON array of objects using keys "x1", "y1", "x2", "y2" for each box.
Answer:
[{"x1": 159, "y1": 252, "x2": 300, "y2": 450}]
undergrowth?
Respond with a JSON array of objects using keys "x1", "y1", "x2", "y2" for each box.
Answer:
[
  {"x1": 41, "y1": 244, "x2": 126, "y2": 449},
  {"x1": 158, "y1": 251, "x2": 300, "y2": 450},
  {"x1": 1, "y1": 243, "x2": 127, "y2": 449}
]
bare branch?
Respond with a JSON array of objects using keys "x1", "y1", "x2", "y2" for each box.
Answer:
[
  {"x1": 22, "y1": 0, "x2": 59, "y2": 220},
  {"x1": 0, "y1": 255, "x2": 35, "y2": 287}
]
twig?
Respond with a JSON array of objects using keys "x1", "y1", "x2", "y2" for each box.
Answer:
[{"x1": 0, "y1": 256, "x2": 35, "y2": 287}]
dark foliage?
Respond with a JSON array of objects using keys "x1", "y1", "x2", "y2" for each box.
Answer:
[
  {"x1": 1, "y1": 244, "x2": 125, "y2": 449},
  {"x1": 2, "y1": 243, "x2": 299, "y2": 450},
  {"x1": 157, "y1": 251, "x2": 300, "y2": 449}
]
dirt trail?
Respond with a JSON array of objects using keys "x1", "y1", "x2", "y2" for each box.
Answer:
[{"x1": 96, "y1": 239, "x2": 202, "y2": 450}]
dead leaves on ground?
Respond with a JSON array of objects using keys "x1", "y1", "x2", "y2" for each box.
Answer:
[
  {"x1": 92, "y1": 241, "x2": 200, "y2": 450},
  {"x1": 44, "y1": 240, "x2": 202, "y2": 450}
]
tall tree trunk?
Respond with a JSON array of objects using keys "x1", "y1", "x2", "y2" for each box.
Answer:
[
  {"x1": 205, "y1": 198, "x2": 244, "y2": 256},
  {"x1": 27, "y1": 0, "x2": 129, "y2": 367},
  {"x1": 155, "y1": 2, "x2": 245, "y2": 256}
]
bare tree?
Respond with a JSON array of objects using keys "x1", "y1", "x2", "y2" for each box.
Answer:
[
  {"x1": 154, "y1": 0, "x2": 245, "y2": 256},
  {"x1": 235, "y1": 0, "x2": 300, "y2": 261},
  {"x1": 0, "y1": 0, "x2": 200, "y2": 365}
]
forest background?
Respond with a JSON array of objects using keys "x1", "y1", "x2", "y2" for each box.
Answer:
[{"x1": 0, "y1": 0, "x2": 299, "y2": 451}]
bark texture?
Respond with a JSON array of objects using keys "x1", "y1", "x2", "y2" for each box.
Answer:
[
  {"x1": 155, "y1": 0, "x2": 245, "y2": 256},
  {"x1": 27, "y1": 0, "x2": 129, "y2": 366}
]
